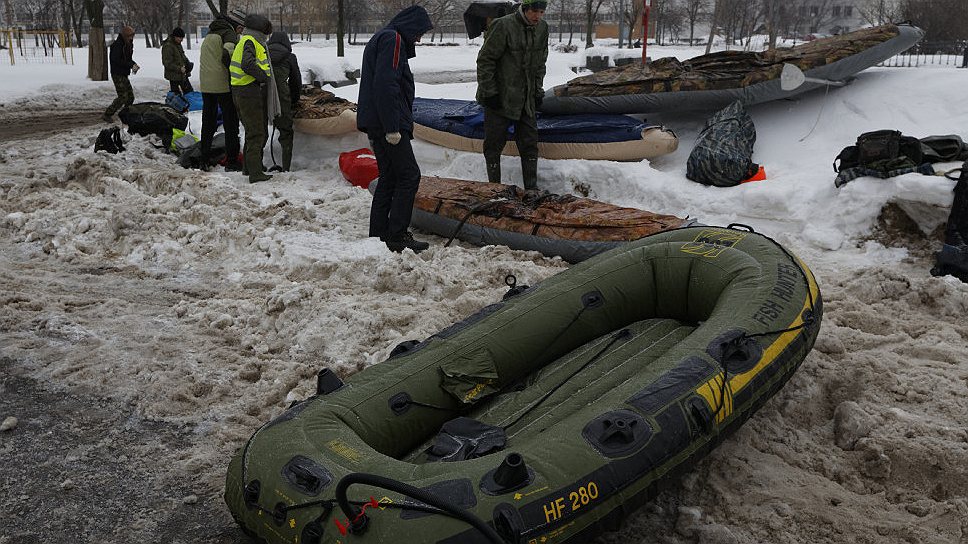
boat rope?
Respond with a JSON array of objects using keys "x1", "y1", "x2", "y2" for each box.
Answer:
[
  {"x1": 797, "y1": 82, "x2": 831, "y2": 142},
  {"x1": 707, "y1": 224, "x2": 821, "y2": 421},
  {"x1": 444, "y1": 197, "x2": 509, "y2": 247},
  {"x1": 334, "y1": 472, "x2": 509, "y2": 543},
  {"x1": 501, "y1": 328, "x2": 632, "y2": 432},
  {"x1": 443, "y1": 186, "x2": 559, "y2": 247}
]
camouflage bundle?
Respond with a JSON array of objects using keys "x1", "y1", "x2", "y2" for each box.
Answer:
[
  {"x1": 293, "y1": 86, "x2": 357, "y2": 120},
  {"x1": 556, "y1": 25, "x2": 902, "y2": 98},
  {"x1": 686, "y1": 101, "x2": 758, "y2": 187}
]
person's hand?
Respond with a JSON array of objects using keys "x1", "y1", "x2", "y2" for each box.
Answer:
[
  {"x1": 385, "y1": 132, "x2": 402, "y2": 145},
  {"x1": 480, "y1": 94, "x2": 501, "y2": 110}
]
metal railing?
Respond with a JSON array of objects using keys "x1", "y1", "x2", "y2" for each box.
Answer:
[
  {"x1": 879, "y1": 41, "x2": 967, "y2": 68},
  {"x1": 0, "y1": 29, "x2": 74, "y2": 65}
]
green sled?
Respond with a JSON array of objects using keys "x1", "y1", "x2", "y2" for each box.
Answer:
[{"x1": 225, "y1": 225, "x2": 823, "y2": 544}]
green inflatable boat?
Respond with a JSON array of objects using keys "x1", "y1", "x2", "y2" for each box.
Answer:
[{"x1": 225, "y1": 225, "x2": 822, "y2": 544}]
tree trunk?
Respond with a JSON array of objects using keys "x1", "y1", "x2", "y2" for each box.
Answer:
[
  {"x1": 84, "y1": 0, "x2": 107, "y2": 80},
  {"x1": 585, "y1": 0, "x2": 594, "y2": 47},
  {"x1": 336, "y1": 0, "x2": 345, "y2": 57},
  {"x1": 204, "y1": 0, "x2": 218, "y2": 18},
  {"x1": 704, "y1": 0, "x2": 718, "y2": 55}
]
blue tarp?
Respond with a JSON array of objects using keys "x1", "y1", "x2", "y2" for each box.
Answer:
[
  {"x1": 165, "y1": 91, "x2": 204, "y2": 112},
  {"x1": 413, "y1": 98, "x2": 650, "y2": 143}
]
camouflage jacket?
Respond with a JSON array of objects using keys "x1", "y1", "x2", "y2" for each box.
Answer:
[
  {"x1": 475, "y1": 9, "x2": 548, "y2": 120},
  {"x1": 161, "y1": 37, "x2": 190, "y2": 82}
]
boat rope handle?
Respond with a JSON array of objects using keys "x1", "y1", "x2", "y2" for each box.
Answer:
[
  {"x1": 708, "y1": 227, "x2": 820, "y2": 423},
  {"x1": 444, "y1": 198, "x2": 508, "y2": 247},
  {"x1": 334, "y1": 472, "x2": 510, "y2": 543}
]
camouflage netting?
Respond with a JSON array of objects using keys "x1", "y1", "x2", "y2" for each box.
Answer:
[
  {"x1": 557, "y1": 25, "x2": 901, "y2": 97},
  {"x1": 293, "y1": 86, "x2": 357, "y2": 119},
  {"x1": 415, "y1": 176, "x2": 688, "y2": 241}
]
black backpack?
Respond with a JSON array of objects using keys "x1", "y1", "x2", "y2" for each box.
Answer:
[
  {"x1": 931, "y1": 163, "x2": 968, "y2": 282},
  {"x1": 177, "y1": 133, "x2": 228, "y2": 169},
  {"x1": 834, "y1": 129, "x2": 923, "y2": 173},
  {"x1": 94, "y1": 126, "x2": 125, "y2": 154},
  {"x1": 117, "y1": 102, "x2": 188, "y2": 149}
]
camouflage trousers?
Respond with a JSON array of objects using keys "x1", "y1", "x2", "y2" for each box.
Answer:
[{"x1": 106, "y1": 75, "x2": 134, "y2": 116}]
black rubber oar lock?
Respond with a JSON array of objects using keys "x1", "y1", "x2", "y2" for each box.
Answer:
[
  {"x1": 482, "y1": 452, "x2": 533, "y2": 494},
  {"x1": 316, "y1": 368, "x2": 345, "y2": 395}
]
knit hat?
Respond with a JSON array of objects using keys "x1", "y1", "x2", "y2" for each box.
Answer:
[
  {"x1": 171, "y1": 27, "x2": 185, "y2": 38},
  {"x1": 244, "y1": 13, "x2": 273, "y2": 35},
  {"x1": 226, "y1": 9, "x2": 247, "y2": 28},
  {"x1": 522, "y1": 0, "x2": 548, "y2": 9}
]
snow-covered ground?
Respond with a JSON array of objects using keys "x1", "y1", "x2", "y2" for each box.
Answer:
[{"x1": 1, "y1": 37, "x2": 967, "y2": 543}]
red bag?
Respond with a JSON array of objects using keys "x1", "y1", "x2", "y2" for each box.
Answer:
[{"x1": 339, "y1": 148, "x2": 379, "y2": 189}]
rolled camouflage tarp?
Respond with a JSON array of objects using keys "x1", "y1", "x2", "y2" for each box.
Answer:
[{"x1": 542, "y1": 24, "x2": 924, "y2": 115}]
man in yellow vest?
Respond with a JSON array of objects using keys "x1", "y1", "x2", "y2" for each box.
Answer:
[{"x1": 230, "y1": 14, "x2": 281, "y2": 183}]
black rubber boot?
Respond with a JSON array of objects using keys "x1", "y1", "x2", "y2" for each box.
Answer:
[
  {"x1": 486, "y1": 161, "x2": 502, "y2": 184},
  {"x1": 522, "y1": 157, "x2": 538, "y2": 190},
  {"x1": 385, "y1": 231, "x2": 429, "y2": 254}
]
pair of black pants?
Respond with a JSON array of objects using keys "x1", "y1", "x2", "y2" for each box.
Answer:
[
  {"x1": 201, "y1": 92, "x2": 240, "y2": 164},
  {"x1": 483, "y1": 108, "x2": 539, "y2": 188},
  {"x1": 368, "y1": 132, "x2": 421, "y2": 239},
  {"x1": 169, "y1": 79, "x2": 194, "y2": 94}
]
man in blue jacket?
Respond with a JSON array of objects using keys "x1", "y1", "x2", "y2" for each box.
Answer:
[{"x1": 357, "y1": 5, "x2": 433, "y2": 254}]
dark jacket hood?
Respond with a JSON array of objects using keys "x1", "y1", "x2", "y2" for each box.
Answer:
[
  {"x1": 385, "y1": 5, "x2": 433, "y2": 58},
  {"x1": 267, "y1": 32, "x2": 293, "y2": 63},
  {"x1": 208, "y1": 17, "x2": 238, "y2": 45}
]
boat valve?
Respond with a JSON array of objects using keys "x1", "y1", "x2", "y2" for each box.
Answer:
[{"x1": 493, "y1": 452, "x2": 530, "y2": 490}]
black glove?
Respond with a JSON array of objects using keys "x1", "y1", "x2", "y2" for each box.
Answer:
[
  {"x1": 534, "y1": 94, "x2": 543, "y2": 109},
  {"x1": 480, "y1": 94, "x2": 501, "y2": 111}
]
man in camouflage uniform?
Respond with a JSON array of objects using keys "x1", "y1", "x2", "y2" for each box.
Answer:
[
  {"x1": 475, "y1": 0, "x2": 549, "y2": 190},
  {"x1": 104, "y1": 26, "x2": 139, "y2": 122}
]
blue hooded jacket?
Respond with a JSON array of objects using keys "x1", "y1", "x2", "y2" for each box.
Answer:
[{"x1": 356, "y1": 6, "x2": 433, "y2": 135}]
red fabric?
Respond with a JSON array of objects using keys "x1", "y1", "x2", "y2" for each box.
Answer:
[
  {"x1": 393, "y1": 33, "x2": 401, "y2": 69},
  {"x1": 741, "y1": 165, "x2": 767, "y2": 183},
  {"x1": 339, "y1": 148, "x2": 379, "y2": 189}
]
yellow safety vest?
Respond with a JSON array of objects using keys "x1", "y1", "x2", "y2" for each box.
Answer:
[{"x1": 229, "y1": 35, "x2": 269, "y2": 86}]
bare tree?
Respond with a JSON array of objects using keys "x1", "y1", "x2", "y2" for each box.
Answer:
[
  {"x1": 900, "y1": 0, "x2": 968, "y2": 41},
  {"x1": 681, "y1": 0, "x2": 704, "y2": 44},
  {"x1": 858, "y1": 0, "x2": 903, "y2": 26},
  {"x1": 584, "y1": 0, "x2": 607, "y2": 46},
  {"x1": 83, "y1": 0, "x2": 106, "y2": 80}
]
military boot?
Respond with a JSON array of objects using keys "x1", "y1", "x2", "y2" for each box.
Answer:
[
  {"x1": 385, "y1": 231, "x2": 429, "y2": 254},
  {"x1": 486, "y1": 161, "x2": 502, "y2": 184},
  {"x1": 522, "y1": 157, "x2": 539, "y2": 190}
]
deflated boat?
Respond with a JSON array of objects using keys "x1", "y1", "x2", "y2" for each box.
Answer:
[
  {"x1": 225, "y1": 225, "x2": 822, "y2": 544},
  {"x1": 542, "y1": 23, "x2": 923, "y2": 114},
  {"x1": 412, "y1": 97, "x2": 678, "y2": 162},
  {"x1": 391, "y1": 176, "x2": 693, "y2": 263}
]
